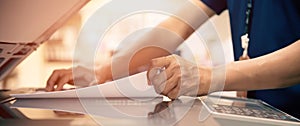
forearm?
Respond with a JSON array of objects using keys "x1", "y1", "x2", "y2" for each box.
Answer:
[
  {"x1": 157, "y1": 0, "x2": 215, "y2": 40},
  {"x1": 225, "y1": 40, "x2": 300, "y2": 91},
  {"x1": 106, "y1": 27, "x2": 182, "y2": 79}
]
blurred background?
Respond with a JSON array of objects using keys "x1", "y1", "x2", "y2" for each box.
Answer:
[{"x1": 0, "y1": 0, "x2": 234, "y2": 96}]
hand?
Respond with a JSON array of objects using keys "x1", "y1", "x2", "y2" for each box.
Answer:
[
  {"x1": 46, "y1": 66, "x2": 97, "y2": 91},
  {"x1": 147, "y1": 55, "x2": 212, "y2": 99},
  {"x1": 46, "y1": 64, "x2": 113, "y2": 91}
]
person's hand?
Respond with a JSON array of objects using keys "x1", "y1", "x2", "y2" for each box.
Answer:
[
  {"x1": 147, "y1": 54, "x2": 212, "y2": 99},
  {"x1": 46, "y1": 64, "x2": 113, "y2": 91},
  {"x1": 46, "y1": 66, "x2": 97, "y2": 91}
]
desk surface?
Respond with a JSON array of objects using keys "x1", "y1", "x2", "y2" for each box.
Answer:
[{"x1": 0, "y1": 97, "x2": 282, "y2": 126}]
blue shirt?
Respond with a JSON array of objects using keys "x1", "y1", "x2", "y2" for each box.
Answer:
[{"x1": 202, "y1": 0, "x2": 300, "y2": 118}]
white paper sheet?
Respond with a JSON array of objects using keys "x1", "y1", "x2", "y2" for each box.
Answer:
[{"x1": 11, "y1": 72, "x2": 161, "y2": 98}]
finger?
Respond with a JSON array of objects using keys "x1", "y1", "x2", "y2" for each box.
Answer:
[
  {"x1": 155, "y1": 61, "x2": 181, "y2": 95},
  {"x1": 147, "y1": 56, "x2": 174, "y2": 85},
  {"x1": 161, "y1": 66, "x2": 175, "y2": 80},
  {"x1": 160, "y1": 74, "x2": 179, "y2": 95},
  {"x1": 152, "y1": 72, "x2": 166, "y2": 94},
  {"x1": 152, "y1": 71, "x2": 176, "y2": 94},
  {"x1": 46, "y1": 71, "x2": 61, "y2": 91},
  {"x1": 147, "y1": 67, "x2": 161, "y2": 85},
  {"x1": 167, "y1": 83, "x2": 181, "y2": 100},
  {"x1": 151, "y1": 56, "x2": 171, "y2": 68},
  {"x1": 152, "y1": 68, "x2": 171, "y2": 84},
  {"x1": 147, "y1": 66, "x2": 163, "y2": 85},
  {"x1": 54, "y1": 74, "x2": 72, "y2": 91}
]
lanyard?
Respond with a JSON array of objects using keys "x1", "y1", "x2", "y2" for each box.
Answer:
[{"x1": 241, "y1": 0, "x2": 253, "y2": 58}]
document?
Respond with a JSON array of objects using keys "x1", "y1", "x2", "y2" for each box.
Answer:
[{"x1": 11, "y1": 72, "x2": 161, "y2": 98}]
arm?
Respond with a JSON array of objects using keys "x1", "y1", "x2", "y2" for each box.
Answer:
[
  {"x1": 46, "y1": 0, "x2": 215, "y2": 91},
  {"x1": 147, "y1": 40, "x2": 300, "y2": 99},
  {"x1": 225, "y1": 40, "x2": 300, "y2": 91},
  {"x1": 100, "y1": 0, "x2": 215, "y2": 80}
]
